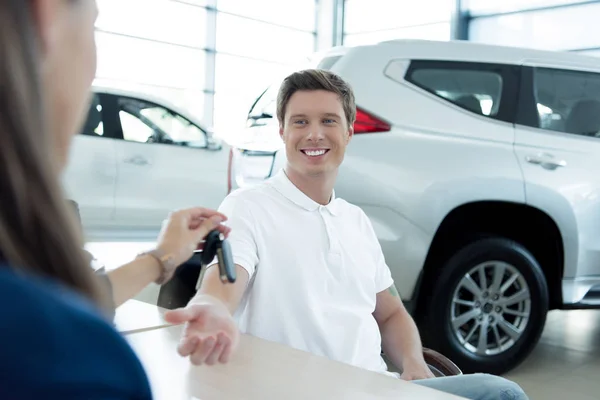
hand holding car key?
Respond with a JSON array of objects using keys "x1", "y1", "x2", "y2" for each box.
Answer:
[{"x1": 199, "y1": 229, "x2": 236, "y2": 284}]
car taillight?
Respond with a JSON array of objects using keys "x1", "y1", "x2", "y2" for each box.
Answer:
[
  {"x1": 226, "y1": 147, "x2": 233, "y2": 194},
  {"x1": 353, "y1": 107, "x2": 391, "y2": 134}
]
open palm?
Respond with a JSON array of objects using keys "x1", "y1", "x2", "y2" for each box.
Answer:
[{"x1": 165, "y1": 302, "x2": 240, "y2": 365}]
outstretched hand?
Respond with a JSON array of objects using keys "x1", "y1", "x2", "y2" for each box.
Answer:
[{"x1": 164, "y1": 298, "x2": 240, "y2": 366}]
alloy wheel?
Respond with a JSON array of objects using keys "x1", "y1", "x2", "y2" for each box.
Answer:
[{"x1": 450, "y1": 261, "x2": 531, "y2": 356}]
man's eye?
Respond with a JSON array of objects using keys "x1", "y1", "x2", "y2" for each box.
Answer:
[
  {"x1": 323, "y1": 119, "x2": 336, "y2": 124},
  {"x1": 294, "y1": 120, "x2": 307, "y2": 125}
]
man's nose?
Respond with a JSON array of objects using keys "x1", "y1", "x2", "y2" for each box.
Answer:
[{"x1": 306, "y1": 125, "x2": 325, "y2": 141}]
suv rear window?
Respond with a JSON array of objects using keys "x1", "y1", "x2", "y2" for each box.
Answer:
[
  {"x1": 405, "y1": 60, "x2": 518, "y2": 123},
  {"x1": 531, "y1": 67, "x2": 600, "y2": 138}
]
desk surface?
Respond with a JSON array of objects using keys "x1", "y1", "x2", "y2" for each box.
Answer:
[
  {"x1": 114, "y1": 299, "x2": 170, "y2": 334},
  {"x1": 126, "y1": 325, "x2": 465, "y2": 400}
]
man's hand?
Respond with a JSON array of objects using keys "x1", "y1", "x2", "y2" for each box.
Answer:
[
  {"x1": 400, "y1": 359, "x2": 436, "y2": 381},
  {"x1": 164, "y1": 297, "x2": 240, "y2": 366}
]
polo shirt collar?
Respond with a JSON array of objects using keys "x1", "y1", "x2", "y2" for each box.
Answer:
[{"x1": 271, "y1": 170, "x2": 339, "y2": 216}]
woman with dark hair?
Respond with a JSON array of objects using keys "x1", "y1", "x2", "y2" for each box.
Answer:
[{"x1": 0, "y1": 1, "x2": 227, "y2": 397}]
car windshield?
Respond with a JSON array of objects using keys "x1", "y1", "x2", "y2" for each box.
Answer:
[{"x1": 248, "y1": 83, "x2": 279, "y2": 119}]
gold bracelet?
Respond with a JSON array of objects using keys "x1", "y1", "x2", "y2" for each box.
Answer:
[{"x1": 137, "y1": 249, "x2": 177, "y2": 285}]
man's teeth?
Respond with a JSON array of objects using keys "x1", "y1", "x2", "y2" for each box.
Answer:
[{"x1": 304, "y1": 150, "x2": 326, "y2": 156}]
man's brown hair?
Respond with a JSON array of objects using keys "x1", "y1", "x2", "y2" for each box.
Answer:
[{"x1": 276, "y1": 69, "x2": 356, "y2": 128}]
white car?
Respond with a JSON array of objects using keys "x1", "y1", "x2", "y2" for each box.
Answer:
[
  {"x1": 63, "y1": 87, "x2": 229, "y2": 241},
  {"x1": 228, "y1": 39, "x2": 600, "y2": 374}
]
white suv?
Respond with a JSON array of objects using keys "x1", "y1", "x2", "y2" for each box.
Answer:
[
  {"x1": 63, "y1": 87, "x2": 229, "y2": 241},
  {"x1": 228, "y1": 39, "x2": 600, "y2": 375}
]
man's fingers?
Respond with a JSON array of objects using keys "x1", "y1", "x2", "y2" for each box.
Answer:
[
  {"x1": 205, "y1": 334, "x2": 226, "y2": 365},
  {"x1": 190, "y1": 336, "x2": 216, "y2": 366},
  {"x1": 164, "y1": 307, "x2": 196, "y2": 324},
  {"x1": 218, "y1": 334, "x2": 233, "y2": 363},
  {"x1": 177, "y1": 336, "x2": 199, "y2": 357}
]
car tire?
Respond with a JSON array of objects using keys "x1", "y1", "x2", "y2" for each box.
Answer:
[{"x1": 422, "y1": 237, "x2": 549, "y2": 375}]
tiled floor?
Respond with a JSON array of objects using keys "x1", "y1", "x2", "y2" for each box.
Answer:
[
  {"x1": 503, "y1": 309, "x2": 600, "y2": 400},
  {"x1": 90, "y1": 243, "x2": 600, "y2": 399}
]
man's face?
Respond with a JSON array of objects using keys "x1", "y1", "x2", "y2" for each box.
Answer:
[{"x1": 279, "y1": 90, "x2": 353, "y2": 178}]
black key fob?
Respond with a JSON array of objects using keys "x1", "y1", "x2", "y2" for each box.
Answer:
[{"x1": 201, "y1": 230, "x2": 236, "y2": 284}]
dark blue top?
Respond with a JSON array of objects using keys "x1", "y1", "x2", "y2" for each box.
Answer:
[{"x1": 0, "y1": 266, "x2": 153, "y2": 399}]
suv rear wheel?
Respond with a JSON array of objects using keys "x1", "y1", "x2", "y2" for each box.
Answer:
[{"x1": 423, "y1": 237, "x2": 549, "y2": 375}]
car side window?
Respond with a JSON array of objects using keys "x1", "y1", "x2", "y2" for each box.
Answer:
[
  {"x1": 406, "y1": 61, "x2": 505, "y2": 119},
  {"x1": 117, "y1": 97, "x2": 208, "y2": 147},
  {"x1": 532, "y1": 68, "x2": 600, "y2": 138},
  {"x1": 119, "y1": 110, "x2": 155, "y2": 143},
  {"x1": 81, "y1": 94, "x2": 105, "y2": 137}
]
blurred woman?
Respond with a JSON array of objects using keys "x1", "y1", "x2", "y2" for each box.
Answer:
[{"x1": 0, "y1": 1, "x2": 226, "y2": 398}]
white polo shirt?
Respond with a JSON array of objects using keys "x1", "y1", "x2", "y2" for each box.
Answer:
[{"x1": 216, "y1": 170, "x2": 394, "y2": 375}]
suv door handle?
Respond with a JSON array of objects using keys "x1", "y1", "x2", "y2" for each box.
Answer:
[
  {"x1": 123, "y1": 156, "x2": 150, "y2": 166},
  {"x1": 525, "y1": 154, "x2": 566, "y2": 170}
]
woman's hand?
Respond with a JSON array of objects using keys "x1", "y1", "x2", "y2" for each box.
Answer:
[{"x1": 156, "y1": 207, "x2": 231, "y2": 267}]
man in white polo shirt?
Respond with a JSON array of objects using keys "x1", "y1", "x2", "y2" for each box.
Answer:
[{"x1": 165, "y1": 69, "x2": 528, "y2": 400}]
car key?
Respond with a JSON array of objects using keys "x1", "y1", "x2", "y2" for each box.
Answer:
[{"x1": 200, "y1": 229, "x2": 236, "y2": 284}]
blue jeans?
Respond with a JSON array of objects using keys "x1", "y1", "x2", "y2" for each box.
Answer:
[{"x1": 412, "y1": 373, "x2": 528, "y2": 400}]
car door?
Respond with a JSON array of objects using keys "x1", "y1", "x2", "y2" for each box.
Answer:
[
  {"x1": 513, "y1": 62, "x2": 600, "y2": 292},
  {"x1": 62, "y1": 92, "x2": 117, "y2": 234},
  {"x1": 103, "y1": 94, "x2": 228, "y2": 237}
]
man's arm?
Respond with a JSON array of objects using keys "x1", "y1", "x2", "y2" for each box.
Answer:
[
  {"x1": 373, "y1": 284, "x2": 434, "y2": 380},
  {"x1": 190, "y1": 264, "x2": 249, "y2": 315}
]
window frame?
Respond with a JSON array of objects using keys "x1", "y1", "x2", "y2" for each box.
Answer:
[
  {"x1": 103, "y1": 93, "x2": 209, "y2": 148},
  {"x1": 405, "y1": 60, "x2": 521, "y2": 124},
  {"x1": 79, "y1": 93, "x2": 117, "y2": 139}
]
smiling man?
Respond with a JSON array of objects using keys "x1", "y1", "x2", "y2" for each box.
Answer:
[{"x1": 165, "y1": 69, "x2": 528, "y2": 400}]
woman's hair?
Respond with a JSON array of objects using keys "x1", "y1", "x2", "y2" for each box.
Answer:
[{"x1": 0, "y1": 1, "x2": 107, "y2": 307}]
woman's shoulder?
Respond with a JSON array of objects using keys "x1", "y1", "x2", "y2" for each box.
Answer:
[{"x1": 0, "y1": 266, "x2": 152, "y2": 399}]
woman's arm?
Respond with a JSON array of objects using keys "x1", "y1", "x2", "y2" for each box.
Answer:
[
  {"x1": 97, "y1": 208, "x2": 231, "y2": 309},
  {"x1": 104, "y1": 255, "x2": 161, "y2": 308}
]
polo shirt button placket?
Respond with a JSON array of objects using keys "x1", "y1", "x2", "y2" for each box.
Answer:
[{"x1": 319, "y1": 206, "x2": 341, "y2": 253}]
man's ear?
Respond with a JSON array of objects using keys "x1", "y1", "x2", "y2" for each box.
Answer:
[
  {"x1": 347, "y1": 124, "x2": 354, "y2": 143},
  {"x1": 279, "y1": 124, "x2": 285, "y2": 142}
]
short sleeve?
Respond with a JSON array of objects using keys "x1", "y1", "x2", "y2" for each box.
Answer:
[
  {"x1": 362, "y1": 212, "x2": 394, "y2": 294},
  {"x1": 210, "y1": 190, "x2": 259, "y2": 278}
]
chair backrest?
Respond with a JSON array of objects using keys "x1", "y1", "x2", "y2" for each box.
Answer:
[
  {"x1": 157, "y1": 253, "x2": 203, "y2": 309},
  {"x1": 422, "y1": 348, "x2": 462, "y2": 377}
]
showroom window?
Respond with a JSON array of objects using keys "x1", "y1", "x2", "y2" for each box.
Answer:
[
  {"x1": 212, "y1": 1, "x2": 316, "y2": 138},
  {"x1": 466, "y1": 0, "x2": 584, "y2": 16},
  {"x1": 406, "y1": 61, "x2": 506, "y2": 119},
  {"x1": 467, "y1": 2, "x2": 600, "y2": 53},
  {"x1": 94, "y1": 0, "x2": 209, "y2": 125},
  {"x1": 343, "y1": 0, "x2": 453, "y2": 45},
  {"x1": 529, "y1": 67, "x2": 600, "y2": 138}
]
